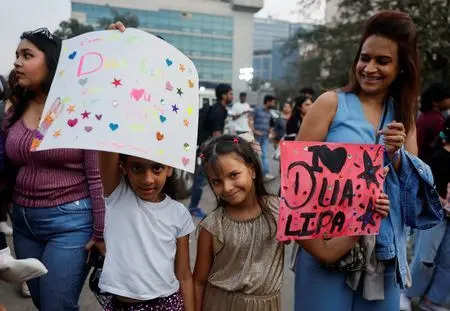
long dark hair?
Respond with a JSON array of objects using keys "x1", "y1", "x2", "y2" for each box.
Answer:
[
  {"x1": 420, "y1": 83, "x2": 450, "y2": 113},
  {"x1": 342, "y1": 10, "x2": 420, "y2": 135},
  {"x1": 7, "y1": 29, "x2": 61, "y2": 128},
  {"x1": 201, "y1": 135, "x2": 276, "y2": 235},
  {"x1": 286, "y1": 95, "x2": 308, "y2": 136},
  {"x1": 118, "y1": 154, "x2": 178, "y2": 199}
]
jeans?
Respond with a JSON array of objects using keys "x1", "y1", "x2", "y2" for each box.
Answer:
[
  {"x1": 12, "y1": 198, "x2": 93, "y2": 311},
  {"x1": 255, "y1": 135, "x2": 269, "y2": 176},
  {"x1": 189, "y1": 164, "x2": 206, "y2": 211},
  {"x1": 295, "y1": 249, "x2": 400, "y2": 311},
  {"x1": 407, "y1": 219, "x2": 450, "y2": 305}
]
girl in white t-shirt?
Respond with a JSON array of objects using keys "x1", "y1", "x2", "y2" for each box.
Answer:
[{"x1": 98, "y1": 152, "x2": 195, "y2": 311}]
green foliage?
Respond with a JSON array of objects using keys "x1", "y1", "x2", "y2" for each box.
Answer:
[
  {"x1": 97, "y1": 7, "x2": 140, "y2": 29},
  {"x1": 286, "y1": 0, "x2": 450, "y2": 92},
  {"x1": 54, "y1": 6, "x2": 140, "y2": 40},
  {"x1": 54, "y1": 19, "x2": 94, "y2": 39}
]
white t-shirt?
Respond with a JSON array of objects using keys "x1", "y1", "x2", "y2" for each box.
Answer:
[
  {"x1": 99, "y1": 178, "x2": 195, "y2": 300},
  {"x1": 228, "y1": 102, "x2": 252, "y2": 132}
]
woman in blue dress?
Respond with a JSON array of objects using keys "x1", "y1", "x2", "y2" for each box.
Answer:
[{"x1": 294, "y1": 10, "x2": 443, "y2": 311}]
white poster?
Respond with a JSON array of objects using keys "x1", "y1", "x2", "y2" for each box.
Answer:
[{"x1": 32, "y1": 28, "x2": 199, "y2": 173}]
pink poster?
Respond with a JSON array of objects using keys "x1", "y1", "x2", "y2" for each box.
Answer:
[{"x1": 277, "y1": 141, "x2": 385, "y2": 241}]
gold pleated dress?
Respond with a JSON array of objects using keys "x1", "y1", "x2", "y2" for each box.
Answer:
[{"x1": 199, "y1": 196, "x2": 284, "y2": 311}]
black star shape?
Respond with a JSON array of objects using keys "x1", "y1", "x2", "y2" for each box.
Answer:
[
  {"x1": 357, "y1": 150, "x2": 380, "y2": 189},
  {"x1": 172, "y1": 104, "x2": 179, "y2": 113},
  {"x1": 357, "y1": 198, "x2": 376, "y2": 231},
  {"x1": 177, "y1": 88, "x2": 183, "y2": 96}
]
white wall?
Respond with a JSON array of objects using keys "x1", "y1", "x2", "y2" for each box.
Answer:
[{"x1": 0, "y1": 0, "x2": 71, "y2": 76}]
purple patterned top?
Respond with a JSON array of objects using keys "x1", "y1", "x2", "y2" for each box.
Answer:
[{"x1": 5, "y1": 118, "x2": 105, "y2": 240}]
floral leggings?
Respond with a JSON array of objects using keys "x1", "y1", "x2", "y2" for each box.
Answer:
[{"x1": 104, "y1": 290, "x2": 184, "y2": 311}]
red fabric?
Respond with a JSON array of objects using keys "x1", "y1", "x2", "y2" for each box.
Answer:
[
  {"x1": 416, "y1": 110, "x2": 444, "y2": 164},
  {"x1": 5, "y1": 118, "x2": 105, "y2": 240}
]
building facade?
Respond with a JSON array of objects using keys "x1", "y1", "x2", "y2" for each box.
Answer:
[
  {"x1": 252, "y1": 17, "x2": 313, "y2": 82},
  {"x1": 71, "y1": 0, "x2": 262, "y2": 92}
]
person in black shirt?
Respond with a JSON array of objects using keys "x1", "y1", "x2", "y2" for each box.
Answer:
[{"x1": 189, "y1": 84, "x2": 232, "y2": 218}]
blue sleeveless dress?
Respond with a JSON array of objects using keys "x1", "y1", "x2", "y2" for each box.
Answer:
[{"x1": 294, "y1": 92, "x2": 399, "y2": 311}]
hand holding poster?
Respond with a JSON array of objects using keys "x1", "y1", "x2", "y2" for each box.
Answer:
[
  {"x1": 31, "y1": 28, "x2": 199, "y2": 173},
  {"x1": 277, "y1": 141, "x2": 385, "y2": 241}
]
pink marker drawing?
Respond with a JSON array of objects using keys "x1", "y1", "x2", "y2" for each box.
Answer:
[{"x1": 77, "y1": 52, "x2": 104, "y2": 77}]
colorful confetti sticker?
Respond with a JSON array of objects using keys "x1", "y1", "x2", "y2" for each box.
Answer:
[
  {"x1": 58, "y1": 70, "x2": 65, "y2": 77},
  {"x1": 84, "y1": 126, "x2": 93, "y2": 133},
  {"x1": 62, "y1": 97, "x2": 71, "y2": 104},
  {"x1": 53, "y1": 130, "x2": 61, "y2": 137},
  {"x1": 183, "y1": 119, "x2": 190, "y2": 127},
  {"x1": 165, "y1": 81, "x2": 173, "y2": 91},
  {"x1": 31, "y1": 138, "x2": 41, "y2": 150},
  {"x1": 78, "y1": 78, "x2": 88, "y2": 86},
  {"x1": 156, "y1": 131, "x2": 164, "y2": 141},
  {"x1": 67, "y1": 119, "x2": 78, "y2": 127},
  {"x1": 182, "y1": 157, "x2": 190, "y2": 166},
  {"x1": 95, "y1": 114, "x2": 102, "y2": 120},
  {"x1": 160, "y1": 115, "x2": 167, "y2": 123},
  {"x1": 183, "y1": 143, "x2": 190, "y2": 151},
  {"x1": 179, "y1": 64, "x2": 185, "y2": 72},
  {"x1": 112, "y1": 78, "x2": 122, "y2": 87},
  {"x1": 186, "y1": 106, "x2": 193, "y2": 115},
  {"x1": 188, "y1": 80, "x2": 194, "y2": 88},
  {"x1": 177, "y1": 88, "x2": 183, "y2": 96},
  {"x1": 172, "y1": 105, "x2": 179, "y2": 113},
  {"x1": 67, "y1": 105, "x2": 75, "y2": 113},
  {"x1": 68, "y1": 51, "x2": 77, "y2": 59},
  {"x1": 130, "y1": 124, "x2": 145, "y2": 132},
  {"x1": 109, "y1": 123, "x2": 119, "y2": 131},
  {"x1": 81, "y1": 110, "x2": 90, "y2": 119},
  {"x1": 130, "y1": 88, "x2": 145, "y2": 101},
  {"x1": 165, "y1": 58, "x2": 173, "y2": 66}
]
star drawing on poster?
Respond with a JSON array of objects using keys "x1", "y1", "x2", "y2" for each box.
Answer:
[
  {"x1": 81, "y1": 110, "x2": 91, "y2": 119},
  {"x1": 356, "y1": 198, "x2": 376, "y2": 231},
  {"x1": 172, "y1": 104, "x2": 179, "y2": 113},
  {"x1": 112, "y1": 78, "x2": 122, "y2": 87},
  {"x1": 357, "y1": 150, "x2": 381, "y2": 189}
]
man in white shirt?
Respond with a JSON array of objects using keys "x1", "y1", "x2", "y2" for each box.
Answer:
[{"x1": 228, "y1": 92, "x2": 253, "y2": 135}]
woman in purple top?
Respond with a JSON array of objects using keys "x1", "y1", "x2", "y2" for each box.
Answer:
[{"x1": 4, "y1": 28, "x2": 105, "y2": 311}]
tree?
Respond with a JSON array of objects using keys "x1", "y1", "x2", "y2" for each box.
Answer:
[
  {"x1": 54, "y1": 6, "x2": 140, "y2": 40},
  {"x1": 287, "y1": 0, "x2": 450, "y2": 91},
  {"x1": 54, "y1": 19, "x2": 94, "y2": 39},
  {"x1": 97, "y1": 7, "x2": 140, "y2": 29}
]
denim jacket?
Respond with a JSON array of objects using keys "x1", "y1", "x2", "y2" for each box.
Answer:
[{"x1": 376, "y1": 149, "x2": 443, "y2": 288}]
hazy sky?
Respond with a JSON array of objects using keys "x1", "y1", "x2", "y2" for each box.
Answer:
[
  {"x1": 255, "y1": 0, "x2": 326, "y2": 24},
  {"x1": 0, "y1": 0, "x2": 325, "y2": 75},
  {"x1": 0, "y1": 0, "x2": 71, "y2": 75}
]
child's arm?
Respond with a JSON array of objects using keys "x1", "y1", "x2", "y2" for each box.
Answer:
[
  {"x1": 98, "y1": 152, "x2": 121, "y2": 196},
  {"x1": 175, "y1": 235, "x2": 194, "y2": 311},
  {"x1": 193, "y1": 228, "x2": 214, "y2": 311}
]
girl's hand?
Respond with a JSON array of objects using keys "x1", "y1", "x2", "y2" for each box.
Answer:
[
  {"x1": 378, "y1": 121, "x2": 406, "y2": 160},
  {"x1": 85, "y1": 238, "x2": 106, "y2": 256},
  {"x1": 107, "y1": 21, "x2": 126, "y2": 32},
  {"x1": 374, "y1": 192, "x2": 390, "y2": 218}
]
